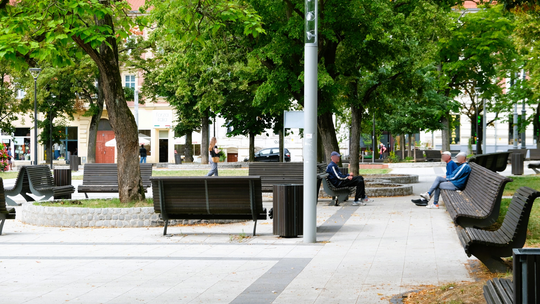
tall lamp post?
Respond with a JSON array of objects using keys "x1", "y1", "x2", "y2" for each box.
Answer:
[
  {"x1": 29, "y1": 68, "x2": 42, "y2": 165},
  {"x1": 475, "y1": 87, "x2": 481, "y2": 155}
]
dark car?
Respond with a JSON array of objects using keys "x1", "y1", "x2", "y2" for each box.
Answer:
[{"x1": 254, "y1": 148, "x2": 291, "y2": 162}]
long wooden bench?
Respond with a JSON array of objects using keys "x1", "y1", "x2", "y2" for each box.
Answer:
[
  {"x1": 25, "y1": 165, "x2": 75, "y2": 201},
  {"x1": 4, "y1": 167, "x2": 34, "y2": 206},
  {"x1": 424, "y1": 150, "x2": 442, "y2": 162},
  {"x1": 151, "y1": 176, "x2": 267, "y2": 236},
  {"x1": 248, "y1": 162, "x2": 303, "y2": 192},
  {"x1": 78, "y1": 163, "x2": 153, "y2": 197},
  {"x1": 457, "y1": 187, "x2": 540, "y2": 272},
  {"x1": 469, "y1": 152, "x2": 510, "y2": 172},
  {"x1": 441, "y1": 162, "x2": 512, "y2": 228},
  {"x1": 483, "y1": 248, "x2": 540, "y2": 304},
  {"x1": 0, "y1": 177, "x2": 16, "y2": 235}
]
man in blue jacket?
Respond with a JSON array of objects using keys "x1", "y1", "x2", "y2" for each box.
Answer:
[
  {"x1": 326, "y1": 151, "x2": 371, "y2": 206},
  {"x1": 420, "y1": 152, "x2": 471, "y2": 209},
  {"x1": 412, "y1": 151, "x2": 457, "y2": 206}
]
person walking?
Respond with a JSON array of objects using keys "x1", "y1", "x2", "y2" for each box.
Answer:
[
  {"x1": 326, "y1": 151, "x2": 372, "y2": 206},
  {"x1": 379, "y1": 143, "x2": 387, "y2": 160},
  {"x1": 207, "y1": 137, "x2": 220, "y2": 176},
  {"x1": 7, "y1": 146, "x2": 12, "y2": 171},
  {"x1": 139, "y1": 144, "x2": 147, "y2": 163}
]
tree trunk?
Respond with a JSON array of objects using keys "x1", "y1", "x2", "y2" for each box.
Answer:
[
  {"x1": 72, "y1": 2, "x2": 143, "y2": 202},
  {"x1": 279, "y1": 129, "x2": 284, "y2": 162},
  {"x1": 441, "y1": 114, "x2": 451, "y2": 151},
  {"x1": 86, "y1": 79, "x2": 104, "y2": 164},
  {"x1": 350, "y1": 105, "x2": 363, "y2": 176},
  {"x1": 317, "y1": 128, "x2": 325, "y2": 163},
  {"x1": 184, "y1": 131, "x2": 193, "y2": 162},
  {"x1": 407, "y1": 134, "x2": 412, "y2": 158},
  {"x1": 249, "y1": 131, "x2": 255, "y2": 162},
  {"x1": 201, "y1": 112, "x2": 209, "y2": 164},
  {"x1": 401, "y1": 135, "x2": 406, "y2": 159},
  {"x1": 317, "y1": 111, "x2": 340, "y2": 164}
]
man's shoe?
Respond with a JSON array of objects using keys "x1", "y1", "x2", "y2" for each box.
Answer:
[
  {"x1": 411, "y1": 198, "x2": 428, "y2": 206},
  {"x1": 420, "y1": 192, "x2": 431, "y2": 202},
  {"x1": 363, "y1": 196, "x2": 373, "y2": 203},
  {"x1": 352, "y1": 200, "x2": 366, "y2": 206},
  {"x1": 426, "y1": 204, "x2": 439, "y2": 209}
]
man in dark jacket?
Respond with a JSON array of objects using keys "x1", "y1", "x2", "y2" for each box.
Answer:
[
  {"x1": 139, "y1": 144, "x2": 147, "y2": 163},
  {"x1": 326, "y1": 151, "x2": 371, "y2": 206}
]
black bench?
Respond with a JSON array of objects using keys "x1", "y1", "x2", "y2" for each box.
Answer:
[
  {"x1": 151, "y1": 176, "x2": 267, "y2": 236},
  {"x1": 442, "y1": 162, "x2": 512, "y2": 228},
  {"x1": 528, "y1": 162, "x2": 540, "y2": 174},
  {"x1": 469, "y1": 152, "x2": 510, "y2": 172},
  {"x1": 0, "y1": 177, "x2": 16, "y2": 235},
  {"x1": 529, "y1": 148, "x2": 540, "y2": 161},
  {"x1": 508, "y1": 148, "x2": 528, "y2": 162},
  {"x1": 457, "y1": 187, "x2": 540, "y2": 272},
  {"x1": 25, "y1": 165, "x2": 75, "y2": 201},
  {"x1": 248, "y1": 162, "x2": 303, "y2": 192},
  {"x1": 483, "y1": 248, "x2": 540, "y2": 303},
  {"x1": 78, "y1": 163, "x2": 153, "y2": 198},
  {"x1": 317, "y1": 173, "x2": 354, "y2": 206},
  {"x1": 4, "y1": 167, "x2": 34, "y2": 206},
  {"x1": 424, "y1": 150, "x2": 442, "y2": 162}
]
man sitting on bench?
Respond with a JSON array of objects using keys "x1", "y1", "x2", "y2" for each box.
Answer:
[
  {"x1": 326, "y1": 151, "x2": 372, "y2": 206},
  {"x1": 418, "y1": 152, "x2": 471, "y2": 209},
  {"x1": 412, "y1": 151, "x2": 457, "y2": 206}
]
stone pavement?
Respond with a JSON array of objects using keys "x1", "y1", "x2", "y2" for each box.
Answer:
[{"x1": 0, "y1": 164, "x2": 505, "y2": 304}]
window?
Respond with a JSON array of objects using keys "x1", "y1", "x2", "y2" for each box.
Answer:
[
  {"x1": 259, "y1": 149, "x2": 271, "y2": 156},
  {"x1": 125, "y1": 75, "x2": 136, "y2": 89},
  {"x1": 14, "y1": 128, "x2": 30, "y2": 161},
  {"x1": 16, "y1": 89, "x2": 26, "y2": 99}
]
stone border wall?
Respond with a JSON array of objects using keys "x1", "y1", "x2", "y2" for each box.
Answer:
[
  {"x1": 364, "y1": 174, "x2": 418, "y2": 184},
  {"x1": 19, "y1": 204, "x2": 244, "y2": 228}
]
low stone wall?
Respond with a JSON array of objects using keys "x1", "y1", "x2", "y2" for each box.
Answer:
[
  {"x1": 364, "y1": 174, "x2": 418, "y2": 184},
  {"x1": 19, "y1": 204, "x2": 244, "y2": 228}
]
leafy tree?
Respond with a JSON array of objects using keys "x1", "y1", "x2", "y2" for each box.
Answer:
[{"x1": 0, "y1": 59, "x2": 22, "y2": 135}]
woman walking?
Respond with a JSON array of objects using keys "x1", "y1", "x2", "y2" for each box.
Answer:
[{"x1": 207, "y1": 137, "x2": 220, "y2": 176}]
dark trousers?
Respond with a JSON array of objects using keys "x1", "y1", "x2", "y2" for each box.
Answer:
[{"x1": 337, "y1": 176, "x2": 366, "y2": 201}]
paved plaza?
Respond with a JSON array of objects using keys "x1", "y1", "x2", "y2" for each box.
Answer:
[{"x1": 1, "y1": 163, "x2": 535, "y2": 304}]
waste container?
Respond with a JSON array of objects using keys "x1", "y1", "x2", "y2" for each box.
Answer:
[
  {"x1": 54, "y1": 169, "x2": 72, "y2": 199},
  {"x1": 273, "y1": 184, "x2": 303, "y2": 237},
  {"x1": 70, "y1": 156, "x2": 80, "y2": 171},
  {"x1": 174, "y1": 154, "x2": 182, "y2": 164},
  {"x1": 511, "y1": 153, "x2": 524, "y2": 175}
]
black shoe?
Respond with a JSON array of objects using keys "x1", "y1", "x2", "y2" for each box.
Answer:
[{"x1": 411, "y1": 198, "x2": 428, "y2": 206}]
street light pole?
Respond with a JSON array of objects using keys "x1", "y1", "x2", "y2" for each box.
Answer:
[
  {"x1": 29, "y1": 68, "x2": 42, "y2": 166},
  {"x1": 475, "y1": 87, "x2": 481, "y2": 155}
]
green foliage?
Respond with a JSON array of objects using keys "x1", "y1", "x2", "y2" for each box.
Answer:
[{"x1": 0, "y1": 59, "x2": 22, "y2": 134}]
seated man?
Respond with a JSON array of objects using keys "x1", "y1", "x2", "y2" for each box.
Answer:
[
  {"x1": 412, "y1": 151, "x2": 457, "y2": 206},
  {"x1": 419, "y1": 152, "x2": 471, "y2": 209},
  {"x1": 326, "y1": 151, "x2": 371, "y2": 206}
]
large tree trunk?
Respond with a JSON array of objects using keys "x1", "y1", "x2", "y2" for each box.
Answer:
[
  {"x1": 201, "y1": 112, "x2": 209, "y2": 164},
  {"x1": 350, "y1": 105, "x2": 363, "y2": 176},
  {"x1": 73, "y1": 5, "x2": 143, "y2": 202},
  {"x1": 317, "y1": 129, "x2": 325, "y2": 163},
  {"x1": 86, "y1": 79, "x2": 104, "y2": 164},
  {"x1": 184, "y1": 131, "x2": 193, "y2": 162},
  {"x1": 317, "y1": 111, "x2": 340, "y2": 164},
  {"x1": 249, "y1": 131, "x2": 255, "y2": 162},
  {"x1": 441, "y1": 114, "x2": 451, "y2": 151}
]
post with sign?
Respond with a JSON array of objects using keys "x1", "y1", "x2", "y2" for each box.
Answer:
[{"x1": 304, "y1": 0, "x2": 318, "y2": 244}]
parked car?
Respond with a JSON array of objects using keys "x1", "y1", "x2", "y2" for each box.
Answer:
[{"x1": 254, "y1": 148, "x2": 291, "y2": 162}]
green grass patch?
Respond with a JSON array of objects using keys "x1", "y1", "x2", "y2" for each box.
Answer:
[
  {"x1": 503, "y1": 176, "x2": 540, "y2": 197},
  {"x1": 359, "y1": 168, "x2": 392, "y2": 175},
  {"x1": 35, "y1": 198, "x2": 153, "y2": 208},
  {"x1": 0, "y1": 171, "x2": 20, "y2": 179},
  {"x1": 495, "y1": 198, "x2": 540, "y2": 247}
]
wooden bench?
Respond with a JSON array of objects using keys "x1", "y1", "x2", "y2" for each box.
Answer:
[
  {"x1": 25, "y1": 165, "x2": 75, "y2": 201},
  {"x1": 529, "y1": 148, "x2": 540, "y2": 161},
  {"x1": 4, "y1": 167, "x2": 34, "y2": 206},
  {"x1": 424, "y1": 150, "x2": 442, "y2": 162},
  {"x1": 0, "y1": 177, "x2": 16, "y2": 235},
  {"x1": 468, "y1": 152, "x2": 510, "y2": 172},
  {"x1": 457, "y1": 187, "x2": 540, "y2": 272},
  {"x1": 248, "y1": 162, "x2": 304, "y2": 192},
  {"x1": 78, "y1": 163, "x2": 153, "y2": 198},
  {"x1": 483, "y1": 248, "x2": 540, "y2": 304},
  {"x1": 442, "y1": 162, "x2": 512, "y2": 228},
  {"x1": 508, "y1": 148, "x2": 528, "y2": 162},
  {"x1": 151, "y1": 176, "x2": 267, "y2": 236}
]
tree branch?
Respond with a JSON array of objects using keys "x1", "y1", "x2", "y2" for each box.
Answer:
[{"x1": 283, "y1": 0, "x2": 304, "y2": 19}]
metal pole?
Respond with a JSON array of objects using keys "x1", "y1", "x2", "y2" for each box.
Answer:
[
  {"x1": 33, "y1": 77, "x2": 38, "y2": 165},
  {"x1": 372, "y1": 113, "x2": 375, "y2": 164},
  {"x1": 50, "y1": 110, "x2": 53, "y2": 169},
  {"x1": 475, "y1": 101, "x2": 480, "y2": 154},
  {"x1": 134, "y1": 90, "x2": 139, "y2": 130},
  {"x1": 521, "y1": 70, "x2": 526, "y2": 149},
  {"x1": 303, "y1": 0, "x2": 317, "y2": 244},
  {"x1": 514, "y1": 102, "x2": 518, "y2": 149},
  {"x1": 483, "y1": 98, "x2": 486, "y2": 153}
]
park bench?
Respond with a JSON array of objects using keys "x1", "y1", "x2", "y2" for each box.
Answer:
[
  {"x1": 4, "y1": 167, "x2": 34, "y2": 206},
  {"x1": 317, "y1": 173, "x2": 354, "y2": 206},
  {"x1": 508, "y1": 148, "x2": 528, "y2": 162},
  {"x1": 78, "y1": 163, "x2": 153, "y2": 198},
  {"x1": 483, "y1": 248, "x2": 540, "y2": 304},
  {"x1": 468, "y1": 152, "x2": 510, "y2": 172},
  {"x1": 529, "y1": 148, "x2": 540, "y2": 160},
  {"x1": 248, "y1": 162, "x2": 304, "y2": 192},
  {"x1": 25, "y1": 165, "x2": 75, "y2": 201},
  {"x1": 457, "y1": 187, "x2": 540, "y2": 272},
  {"x1": 150, "y1": 176, "x2": 267, "y2": 236},
  {"x1": 528, "y1": 162, "x2": 540, "y2": 174},
  {"x1": 0, "y1": 178, "x2": 16, "y2": 235},
  {"x1": 424, "y1": 150, "x2": 442, "y2": 162},
  {"x1": 441, "y1": 162, "x2": 512, "y2": 228}
]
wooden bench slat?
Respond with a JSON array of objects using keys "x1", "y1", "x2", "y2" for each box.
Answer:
[{"x1": 78, "y1": 164, "x2": 152, "y2": 196}]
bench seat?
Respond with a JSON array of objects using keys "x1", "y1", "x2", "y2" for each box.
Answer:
[
  {"x1": 25, "y1": 166, "x2": 75, "y2": 201},
  {"x1": 78, "y1": 163, "x2": 152, "y2": 197},
  {"x1": 483, "y1": 278, "x2": 513, "y2": 304}
]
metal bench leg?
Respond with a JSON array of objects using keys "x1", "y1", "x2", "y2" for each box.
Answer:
[
  {"x1": 474, "y1": 252, "x2": 509, "y2": 273},
  {"x1": 253, "y1": 220, "x2": 257, "y2": 236},
  {"x1": 84, "y1": 192, "x2": 88, "y2": 199},
  {"x1": 163, "y1": 220, "x2": 169, "y2": 236},
  {"x1": 5, "y1": 196, "x2": 20, "y2": 207},
  {"x1": 20, "y1": 192, "x2": 35, "y2": 202},
  {"x1": 0, "y1": 219, "x2": 5, "y2": 235}
]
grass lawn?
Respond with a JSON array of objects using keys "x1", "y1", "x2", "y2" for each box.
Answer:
[
  {"x1": 0, "y1": 171, "x2": 20, "y2": 179},
  {"x1": 503, "y1": 176, "x2": 540, "y2": 196},
  {"x1": 359, "y1": 168, "x2": 392, "y2": 175},
  {"x1": 36, "y1": 198, "x2": 153, "y2": 208}
]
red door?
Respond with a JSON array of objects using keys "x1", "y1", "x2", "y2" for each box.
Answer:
[{"x1": 96, "y1": 131, "x2": 115, "y2": 163}]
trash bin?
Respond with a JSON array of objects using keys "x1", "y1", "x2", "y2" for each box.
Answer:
[
  {"x1": 70, "y1": 156, "x2": 80, "y2": 171},
  {"x1": 54, "y1": 169, "x2": 72, "y2": 199},
  {"x1": 174, "y1": 154, "x2": 182, "y2": 164},
  {"x1": 511, "y1": 153, "x2": 524, "y2": 175},
  {"x1": 273, "y1": 184, "x2": 303, "y2": 237}
]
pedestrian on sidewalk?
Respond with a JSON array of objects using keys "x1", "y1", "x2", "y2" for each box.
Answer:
[
  {"x1": 326, "y1": 151, "x2": 372, "y2": 206},
  {"x1": 418, "y1": 152, "x2": 471, "y2": 209},
  {"x1": 207, "y1": 137, "x2": 220, "y2": 176},
  {"x1": 379, "y1": 143, "x2": 386, "y2": 160},
  {"x1": 139, "y1": 144, "x2": 147, "y2": 163},
  {"x1": 7, "y1": 147, "x2": 12, "y2": 171}
]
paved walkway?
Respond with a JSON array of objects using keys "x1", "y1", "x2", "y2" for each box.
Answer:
[{"x1": 1, "y1": 164, "x2": 514, "y2": 303}]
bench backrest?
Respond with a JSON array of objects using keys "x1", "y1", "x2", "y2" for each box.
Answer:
[
  {"x1": 0, "y1": 177, "x2": 8, "y2": 214},
  {"x1": 500, "y1": 187, "x2": 540, "y2": 250},
  {"x1": 249, "y1": 162, "x2": 303, "y2": 190},
  {"x1": 25, "y1": 165, "x2": 55, "y2": 188},
  {"x1": 151, "y1": 176, "x2": 264, "y2": 218},
  {"x1": 469, "y1": 152, "x2": 510, "y2": 172},
  {"x1": 82, "y1": 163, "x2": 153, "y2": 187},
  {"x1": 513, "y1": 248, "x2": 540, "y2": 304},
  {"x1": 529, "y1": 148, "x2": 540, "y2": 160},
  {"x1": 462, "y1": 162, "x2": 512, "y2": 211},
  {"x1": 424, "y1": 150, "x2": 441, "y2": 158}
]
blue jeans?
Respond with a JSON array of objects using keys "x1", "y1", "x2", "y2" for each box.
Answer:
[
  {"x1": 428, "y1": 176, "x2": 457, "y2": 205},
  {"x1": 207, "y1": 161, "x2": 218, "y2": 176},
  {"x1": 140, "y1": 156, "x2": 146, "y2": 163}
]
